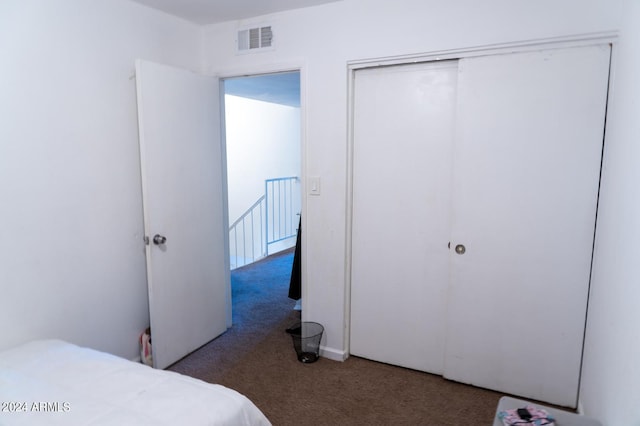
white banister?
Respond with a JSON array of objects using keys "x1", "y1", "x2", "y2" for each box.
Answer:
[{"x1": 229, "y1": 176, "x2": 300, "y2": 269}]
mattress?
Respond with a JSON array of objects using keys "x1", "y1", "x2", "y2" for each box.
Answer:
[{"x1": 0, "y1": 340, "x2": 271, "y2": 425}]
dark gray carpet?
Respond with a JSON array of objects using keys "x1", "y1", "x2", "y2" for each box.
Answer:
[
  {"x1": 168, "y1": 249, "x2": 505, "y2": 425},
  {"x1": 168, "y1": 248, "x2": 297, "y2": 383}
]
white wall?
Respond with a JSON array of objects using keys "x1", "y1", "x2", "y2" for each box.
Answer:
[
  {"x1": 579, "y1": 0, "x2": 640, "y2": 424},
  {"x1": 204, "y1": 1, "x2": 639, "y2": 423},
  {"x1": 225, "y1": 94, "x2": 300, "y2": 223},
  {"x1": 0, "y1": 0, "x2": 201, "y2": 360}
]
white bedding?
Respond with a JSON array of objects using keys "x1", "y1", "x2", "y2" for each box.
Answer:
[{"x1": 0, "y1": 340, "x2": 271, "y2": 426}]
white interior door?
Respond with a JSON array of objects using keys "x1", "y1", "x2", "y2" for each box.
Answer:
[
  {"x1": 443, "y1": 45, "x2": 610, "y2": 406},
  {"x1": 135, "y1": 60, "x2": 229, "y2": 369},
  {"x1": 350, "y1": 61, "x2": 458, "y2": 373}
]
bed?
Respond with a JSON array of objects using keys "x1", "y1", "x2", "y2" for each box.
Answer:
[{"x1": 0, "y1": 340, "x2": 271, "y2": 425}]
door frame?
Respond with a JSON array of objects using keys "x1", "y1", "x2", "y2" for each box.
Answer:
[
  {"x1": 212, "y1": 62, "x2": 307, "y2": 325},
  {"x1": 345, "y1": 32, "x2": 617, "y2": 357}
]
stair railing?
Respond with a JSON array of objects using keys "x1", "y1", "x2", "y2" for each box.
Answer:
[
  {"x1": 265, "y1": 176, "x2": 299, "y2": 256},
  {"x1": 229, "y1": 195, "x2": 265, "y2": 269},
  {"x1": 229, "y1": 176, "x2": 299, "y2": 270}
]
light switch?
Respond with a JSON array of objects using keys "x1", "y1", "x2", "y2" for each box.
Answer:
[{"x1": 309, "y1": 176, "x2": 321, "y2": 195}]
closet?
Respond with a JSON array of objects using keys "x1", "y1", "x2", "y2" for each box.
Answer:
[{"x1": 349, "y1": 44, "x2": 610, "y2": 407}]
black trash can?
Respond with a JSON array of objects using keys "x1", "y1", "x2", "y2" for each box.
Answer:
[{"x1": 287, "y1": 322, "x2": 324, "y2": 363}]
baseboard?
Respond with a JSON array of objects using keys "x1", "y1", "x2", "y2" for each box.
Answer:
[
  {"x1": 130, "y1": 356, "x2": 141, "y2": 363},
  {"x1": 319, "y1": 345, "x2": 347, "y2": 361}
]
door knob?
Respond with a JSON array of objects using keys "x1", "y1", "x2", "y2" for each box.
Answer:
[
  {"x1": 153, "y1": 234, "x2": 167, "y2": 245},
  {"x1": 455, "y1": 244, "x2": 466, "y2": 255}
]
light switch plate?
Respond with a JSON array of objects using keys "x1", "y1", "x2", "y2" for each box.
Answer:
[{"x1": 308, "y1": 176, "x2": 321, "y2": 195}]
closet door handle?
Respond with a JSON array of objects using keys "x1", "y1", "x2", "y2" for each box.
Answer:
[
  {"x1": 153, "y1": 234, "x2": 167, "y2": 245},
  {"x1": 455, "y1": 244, "x2": 466, "y2": 255}
]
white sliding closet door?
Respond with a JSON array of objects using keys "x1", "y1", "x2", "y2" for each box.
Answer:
[
  {"x1": 443, "y1": 45, "x2": 610, "y2": 406},
  {"x1": 350, "y1": 61, "x2": 458, "y2": 374}
]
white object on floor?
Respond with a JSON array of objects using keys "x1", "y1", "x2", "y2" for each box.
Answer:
[
  {"x1": 293, "y1": 299, "x2": 301, "y2": 311},
  {"x1": 493, "y1": 396, "x2": 601, "y2": 426},
  {"x1": 0, "y1": 340, "x2": 271, "y2": 426}
]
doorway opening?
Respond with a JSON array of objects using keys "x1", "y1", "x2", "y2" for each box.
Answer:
[{"x1": 222, "y1": 70, "x2": 302, "y2": 309}]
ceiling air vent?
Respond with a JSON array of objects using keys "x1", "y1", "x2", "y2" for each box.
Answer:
[{"x1": 237, "y1": 25, "x2": 273, "y2": 53}]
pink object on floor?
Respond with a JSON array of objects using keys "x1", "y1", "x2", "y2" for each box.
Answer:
[{"x1": 498, "y1": 404, "x2": 555, "y2": 426}]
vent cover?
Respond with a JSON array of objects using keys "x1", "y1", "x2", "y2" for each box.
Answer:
[{"x1": 237, "y1": 26, "x2": 273, "y2": 53}]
